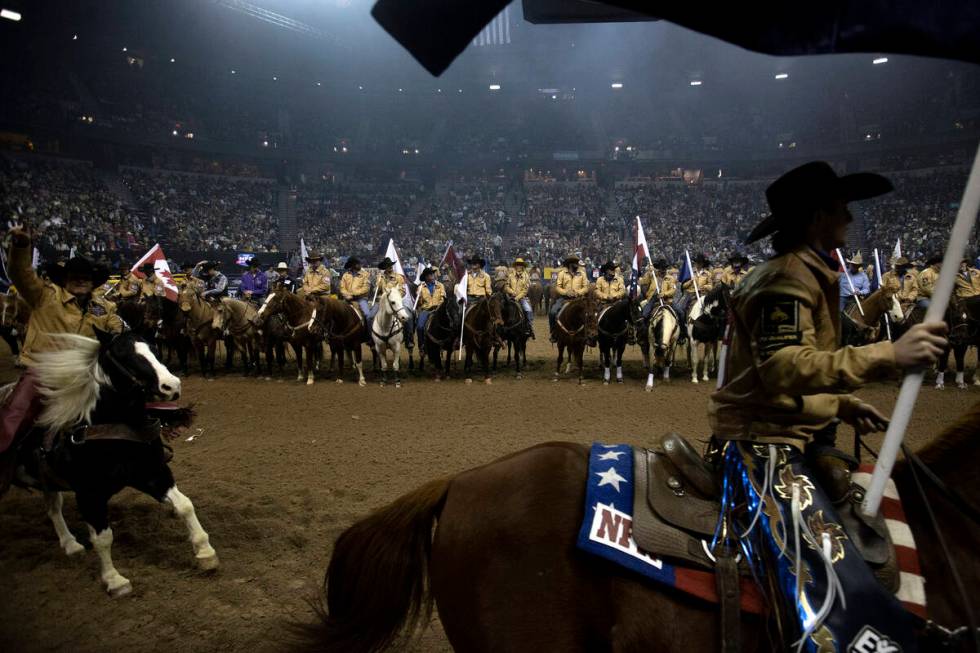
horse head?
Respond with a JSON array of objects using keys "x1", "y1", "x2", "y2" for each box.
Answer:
[
  {"x1": 488, "y1": 292, "x2": 506, "y2": 328},
  {"x1": 383, "y1": 286, "x2": 412, "y2": 324},
  {"x1": 885, "y1": 291, "x2": 904, "y2": 323},
  {"x1": 96, "y1": 329, "x2": 182, "y2": 401},
  {"x1": 253, "y1": 289, "x2": 283, "y2": 325},
  {"x1": 178, "y1": 284, "x2": 201, "y2": 313}
]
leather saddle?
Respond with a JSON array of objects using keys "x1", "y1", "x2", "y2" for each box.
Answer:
[{"x1": 631, "y1": 433, "x2": 898, "y2": 589}]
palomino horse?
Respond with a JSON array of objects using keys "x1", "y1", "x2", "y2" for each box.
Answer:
[
  {"x1": 371, "y1": 286, "x2": 413, "y2": 387},
  {"x1": 841, "y1": 286, "x2": 904, "y2": 346},
  {"x1": 316, "y1": 297, "x2": 371, "y2": 387},
  {"x1": 462, "y1": 295, "x2": 504, "y2": 384},
  {"x1": 177, "y1": 285, "x2": 222, "y2": 378},
  {"x1": 595, "y1": 298, "x2": 636, "y2": 385},
  {"x1": 254, "y1": 289, "x2": 322, "y2": 385},
  {"x1": 936, "y1": 295, "x2": 980, "y2": 389},
  {"x1": 9, "y1": 331, "x2": 217, "y2": 597},
  {"x1": 684, "y1": 284, "x2": 729, "y2": 383},
  {"x1": 305, "y1": 402, "x2": 980, "y2": 652},
  {"x1": 492, "y1": 295, "x2": 529, "y2": 379},
  {"x1": 0, "y1": 292, "x2": 30, "y2": 365},
  {"x1": 419, "y1": 296, "x2": 461, "y2": 381},
  {"x1": 641, "y1": 303, "x2": 681, "y2": 391},
  {"x1": 553, "y1": 290, "x2": 599, "y2": 384},
  {"x1": 215, "y1": 298, "x2": 261, "y2": 376}
]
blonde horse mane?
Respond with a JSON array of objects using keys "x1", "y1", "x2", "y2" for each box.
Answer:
[{"x1": 33, "y1": 333, "x2": 110, "y2": 433}]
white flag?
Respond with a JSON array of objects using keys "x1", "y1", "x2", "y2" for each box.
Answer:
[
  {"x1": 300, "y1": 238, "x2": 309, "y2": 277},
  {"x1": 454, "y1": 270, "x2": 468, "y2": 304},
  {"x1": 384, "y1": 238, "x2": 412, "y2": 299},
  {"x1": 414, "y1": 261, "x2": 426, "y2": 286},
  {"x1": 892, "y1": 238, "x2": 902, "y2": 265},
  {"x1": 31, "y1": 247, "x2": 40, "y2": 270}
]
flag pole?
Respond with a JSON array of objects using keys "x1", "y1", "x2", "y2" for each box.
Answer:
[
  {"x1": 684, "y1": 250, "x2": 701, "y2": 302},
  {"x1": 873, "y1": 248, "x2": 891, "y2": 340},
  {"x1": 835, "y1": 248, "x2": 865, "y2": 317},
  {"x1": 863, "y1": 141, "x2": 980, "y2": 517},
  {"x1": 651, "y1": 266, "x2": 664, "y2": 307},
  {"x1": 458, "y1": 302, "x2": 467, "y2": 360}
]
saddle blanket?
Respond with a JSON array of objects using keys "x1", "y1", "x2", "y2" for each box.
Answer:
[{"x1": 576, "y1": 443, "x2": 926, "y2": 618}]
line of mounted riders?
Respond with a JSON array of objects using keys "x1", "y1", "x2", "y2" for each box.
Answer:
[{"x1": 1, "y1": 254, "x2": 977, "y2": 388}]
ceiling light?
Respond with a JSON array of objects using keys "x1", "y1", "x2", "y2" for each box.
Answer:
[
  {"x1": 398, "y1": 88, "x2": 403, "y2": 92},
  {"x1": 1, "y1": 8, "x2": 22, "y2": 21},
  {"x1": 458, "y1": 89, "x2": 462, "y2": 93},
  {"x1": 72, "y1": 34, "x2": 78, "y2": 40},
  {"x1": 872, "y1": 57, "x2": 888, "y2": 64},
  {"x1": 690, "y1": 80, "x2": 702, "y2": 86},
  {"x1": 551, "y1": 94, "x2": 557, "y2": 100},
  {"x1": 122, "y1": 47, "x2": 128, "y2": 52},
  {"x1": 231, "y1": 69, "x2": 236, "y2": 74},
  {"x1": 172, "y1": 130, "x2": 178, "y2": 136},
  {"x1": 774, "y1": 73, "x2": 788, "y2": 80},
  {"x1": 489, "y1": 84, "x2": 501, "y2": 91},
  {"x1": 437, "y1": 88, "x2": 442, "y2": 93},
  {"x1": 273, "y1": 76, "x2": 278, "y2": 81},
  {"x1": 316, "y1": 81, "x2": 321, "y2": 86},
  {"x1": 170, "y1": 58, "x2": 175, "y2": 63},
  {"x1": 358, "y1": 85, "x2": 363, "y2": 90},
  {"x1": 610, "y1": 82, "x2": 623, "y2": 89}
]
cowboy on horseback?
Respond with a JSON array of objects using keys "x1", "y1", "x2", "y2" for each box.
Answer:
[
  {"x1": 300, "y1": 252, "x2": 332, "y2": 299},
  {"x1": 549, "y1": 255, "x2": 589, "y2": 343},
  {"x1": 415, "y1": 267, "x2": 445, "y2": 342},
  {"x1": 954, "y1": 256, "x2": 980, "y2": 299},
  {"x1": 881, "y1": 256, "x2": 919, "y2": 315},
  {"x1": 594, "y1": 261, "x2": 625, "y2": 304},
  {"x1": 840, "y1": 251, "x2": 871, "y2": 310},
  {"x1": 916, "y1": 254, "x2": 942, "y2": 309},
  {"x1": 0, "y1": 226, "x2": 125, "y2": 493},
  {"x1": 673, "y1": 253, "x2": 710, "y2": 341},
  {"x1": 465, "y1": 256, "x2": 493, "y2": 304},
  {"x1": 711, "y1": 161, "x2": 949, "y2": 650},
  {"x1": 640, "y1": 258, "x2": 675, "y2": 322},
  {"x1": 137, "y1": 263, "x2": 165, "y2": 299},
  {"x1": 340, "y1": 256, "x2": 371, "y2": 330},
  {"x1": 505, "y1": 257, "x2": 535, "y2": 340},
  {"x1": 239, "y1": 258, "x2": 267, "y2": 305}
]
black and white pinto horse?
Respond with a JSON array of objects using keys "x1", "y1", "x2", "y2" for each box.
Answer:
[
  {"x1": 684, "y1": 284, "x2": 730, "y2": 383},
  {"x1": 10, "y1": 330, "x2": 217, "y2": 597},
  {"x1": 596, "y1": 298, "x2": 636, "y2": 385},
  {"x1": 492, "y1": 295, "x2": 529, "y2": 379},
  {"x1": 640, "y1": 303, "x2": 681, "y2": 391},
  {"x1": 370, "y1": 286, "x2": 414, "y2": 387}
]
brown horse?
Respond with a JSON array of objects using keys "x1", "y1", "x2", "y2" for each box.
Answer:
[
  {"x1": 0, "y1": 292, "x2": 30, "y2": 365},
  {"x1": 315, "y1": 297, "x2": 371, "y2": 387},
  {"x1": 462, "y1": 295, "x2": 504, "y2": 384},
  {"x1": 254, "y1": 289, "x2": 323, "y2": 385},
  {"x1": 177, "y1": 285, "x2": 221, "y2": 378},
  {"x1": 553, "y1": 290, "x2": 598, "y2": 384},
  {"x1": 841, "y1": 286, "x2": 903, "y2": 346},
  {"x1": 302, "y1": 402, "x2": 980, "y2": 653},
  {"x1": 527, "y1": 281, "x2": 544, "y2": 315},
  {"x1": 215, "y1": 298, "x2": 261, "y2": 376}
]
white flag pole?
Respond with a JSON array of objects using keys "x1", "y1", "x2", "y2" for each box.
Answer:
[
  {"x1": 684, "y1": 250, "x2": 701, "y2": 302},
  {"x1": 863, "y1": 142, "x2": 980, "y2": 517},
  {"x1": 873, "y1": 248, "x2": 892, "y2": 340},
  {"x1": 458, "y1": 302, "x2": 467, "y2": 360},
  {"x1": 651, "y1": 267, "x2": 664, "y2": 307},
  {"x1": 835, "y1": 248, "x2": 865, "y2": 317}
]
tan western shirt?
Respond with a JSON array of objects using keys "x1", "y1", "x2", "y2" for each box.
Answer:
[
  {"x1": 709, "y1": 246, "x2": 896, "y2": 448},
  {"x1": 466, "y1": 271, "x2": 493, "y2": 298},
  {"x1": 302, "y1": 264, "x2": 333, "y2": 295},
  {"x1": 595, "y1": 276, "x2": 626, "y2": 302},
  {"x1": 417, "y1": 282, "x2": 446, "y2": 311},
  {"x1": 340, "y1": 270, "x2": 370, "y2": 300},
  {"x1": 506, "y1": 269, "x2": 531, "y2": 300},
  {"x1": 555, "y1": 268, "x2": 589, "y2": 298}
]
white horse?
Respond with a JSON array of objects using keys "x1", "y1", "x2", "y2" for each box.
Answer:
[
  {"x1": 684, "y1": 296, "x2": 713, "y2": 383},
  {"x1": 642, "y1": 304, "x2": 680, "y2": 392},
  {"x1": 370, "y1": 286, "x2": 413, "y2": 387}
]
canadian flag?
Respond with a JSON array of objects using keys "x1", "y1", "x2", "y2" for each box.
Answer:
[{"x1": 132, "y1": 243, "x2": 179, "y2": 301}]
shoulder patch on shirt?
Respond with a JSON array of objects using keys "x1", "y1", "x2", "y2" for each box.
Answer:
[
  {"x1": 88, "y1": 304, "x2": 107, "y2": 317},
  {"x1": 758, "y1": 298, "x2": 802, "y2": 359}
]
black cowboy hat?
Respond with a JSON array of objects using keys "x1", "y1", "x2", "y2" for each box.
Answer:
[
  {"x1": 180, "y1": 261, "x2": 195, "y2": 270},
  {"x1": 694, "y1": 253, "x2": 710, "y2": 266},
  {"x1": 653, "y1": 258, "x2": 669, "y2": 271},
  {"x1": 378, "y1": 257, "x2": 395, "y2": 270},
  {"x1": 138, "y1": 263, "x2": 157, "y2": 275},
  {"x1": 599, "y1": 261, "x2": 616, "y2": 273},
  {"x1": 562, "y1": 255, "x2": 580, "y2": 267},
  {"x1": 202, "y1": 261, "x2": 219, "y2": 271},
  {"x1": 728, "y1": 253, "x2": 749, "y2": 265},
  {"x1": 344, "y1": 257, "x2": 361, "y2": 270},
  {"x1": 747, "y1": 161, "x2": 893, "y2": 244},
  {"x1": 925, "y1": 254, "x2": 943, "y2": 266},
  {"x1": 305, "y1": 251, "x2": 323, "y2": 261},
  {"x1": 420, "y1": 267, "x2": 437, "y2": 279},
  {"x1": 246, "y1": 258, "x2": 261, "y2": 268},
  {"x1": 47, "y1": 256, "x2": 110, "y2": 288},
  {"x1": 468, "y1": 255, "x2": 486, "y2": 266}
]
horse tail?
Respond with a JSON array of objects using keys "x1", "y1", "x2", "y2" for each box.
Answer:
[{"x1": 299, "y1": 477, "x2": 450, "y2": 653}]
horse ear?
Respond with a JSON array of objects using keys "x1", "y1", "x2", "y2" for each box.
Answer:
[{"x1": 92, "y1": 326, "x2": 115, "y2": 346}]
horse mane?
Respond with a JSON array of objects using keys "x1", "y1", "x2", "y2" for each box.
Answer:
[
  {"x1": 913, "y1": 400, "x2": 980, "y2": 472},
  {"x1": 33, "y1": 333, "x2": 109, "y2": 434}
]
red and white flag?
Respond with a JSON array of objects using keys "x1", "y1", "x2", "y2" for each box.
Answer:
[
  {"x1": 440, "y1": 241, "x2": 465, "y2": 283},
  {"x1": 132, "y1": 243, "x2": 179, "y2": 301},
  {"x1": 629, "y1": 216, "x2": 651, "y2": 297}
]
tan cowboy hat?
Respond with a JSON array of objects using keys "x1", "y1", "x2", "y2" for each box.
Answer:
[
  {"x1": 306, "y1": 251, "x2": 323, "y2": 261},
  {"x1": 276, "y1": 262, "x2": 289, "y2": 270},
  {"x1": 513, "y1": 257, "x2": 527, "y2": 266},
  {"x1": 846, "y1": 252, "x2": 864, "y2": 266},
  {"x1": 892, "y1": 256, "x2": 910, "y2": 267}
]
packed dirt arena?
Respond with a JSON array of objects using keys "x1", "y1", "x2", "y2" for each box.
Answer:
[{"x1": 0, "y1": 323, "x2": 977, "y2": 652}]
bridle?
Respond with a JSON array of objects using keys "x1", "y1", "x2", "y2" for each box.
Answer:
[
  {"x1": 372, "y1": 290, "x2": 410, "y2": 343},
  {"x1": 100, "y1": 340, "x2": 148, "y2": 392}
]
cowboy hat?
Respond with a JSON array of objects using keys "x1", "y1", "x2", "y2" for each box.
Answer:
[
  {"x1": 378, "y1": 257, "x2": 395, "y2": 270},
  {"x1": 562, "y1": 255, "x2": 580, "y2": 267},
  {"x1": 512, "y1": 257, "x2": 527, "y2": 266},
  {"x1": 180, "y1": 261, "x2": 195, "y2": 271},
  {"x1": 925, "y1": 254, "x2": 943, "y2": 266},
  {"x1": 468, "y1": 255, "x2": 486, "y2": 266},
  {"x1": 305, "y1": 251, "x2": 323, "y2": 261},
  {"x1": 694, "y1": 254, "x2": 710, "y2": 266},
  {"x1": 202, "y1": 261, "x2": 219, "y2": 271},
  {"x1": 138, "y1": 263, "x2": 157, "y2": 276},
  {"x1": 344, "y1": 257, "x2": 361, "y2": 270},
  {"x1": 599, "y1": 261, "x2": 616, "y2": 273},
  {"x1": 47, "y1": 257, "x2": 110, "y2": 288},
  {"x1": 246, "y1": 258, "x2": 261, "y2": 268},
  {"x1": 892, "y1": 256, "x2": 910, "y2": 268},
  {"x1": 747, "y1": 161, "x2": 893, "y2": 244},
  {"x1": 420, "y1": 267, "x2": 437, "y2": 279},
  {"x1": 653, "y1": 258, "x2": 669, "y2": 271},
  {"x1": 845, "y1": 252, "x2": 864, "y2": 266},
  {"x1": 276, "y1": 262, "x2": 289, "y2": 271}
]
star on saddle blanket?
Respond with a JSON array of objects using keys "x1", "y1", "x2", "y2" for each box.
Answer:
[{"x1": 576, "y1": 443, "x2": 926, "y2": 617}]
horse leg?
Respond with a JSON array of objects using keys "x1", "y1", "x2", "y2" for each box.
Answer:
[
  {"x1": 576, "y1": 345, "x2": 586, "y2": 385},
  {"x1": 955, "y1": 345, "x2": 968, "y2": 389},
  {"x1": 554, "y1": 343, "x2": 564, "y2": 381},
  {"x1": 45, "y1": 491, "x2": 84, "y2": 556},
  {"x1": 354, "y1": 347, "x2": 367, "y2": 387},
  {"x1": 492, "y1": 344, "x2": 499, "y2": 373},
  {"x1": 306, "y1": 343, "x2": 316, "y2": 386},
  {"x1": 378, "y1": 343, "x2": 389, "y2": 386},
  {"x1": 935, "y1": 347, "x2": 950, "y2": 389},
  {"x1": 392, "y1": 343, "x2": 402, "y2": 387},
  {"x1": 464, "y1": 346, "x2": 474, "y2": 384},
  {"x1": 689, "y1": 339, "x2": 699, "y2": 384},
  {"x1": 701, "y1": 342, "x2": 711, "y2": 382},
  {"x1": 616, "y1": 344, "x2": 625, "y2": 384},
  {"x1": 163, "y1": 485, "x2": 219, "y2": 570},
  {"x1": 601, "y1": 345, "x2": 611, "y2": 385},
  {"x1": 481, "y1": 346, "x2": 492, "y2": 384},
  {"x1": 334, "y1": 343, "x2": 345, "y2": 384},
  {"x1": 76, "y1": 491, "x2": 131, "y2": 597}
]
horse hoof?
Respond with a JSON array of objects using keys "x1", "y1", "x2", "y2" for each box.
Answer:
[
  {"x1": 335, "y1": 379, "x2": 344, "y2": 384},
  {"x1": 63, "y1": 539, "x2": 85, "y2": 556},
  {"x1": 434, "y1": 377, "x2": 442, "y2": 383},
  {"x1": 616, "y1": 379, "x2": 624, "y2": 384},
  {"x1": 465, "y1": 378, "x2": 473, "y2": 385},
  {"x1": 516, "y1": 374, "x2": 523, "y2": 380},
  {"x1": 484, "y1": 378, "x2": 492, "y2": 385},
  {"x1": 358, "y1": 380, "x2": 367, "y2": 387},
  {"x1": 644, "y1": 385, "x2": 653, "y2": 393},
  {"x1": 395, "y1": 382, "x2": 401, "y2": 388},
  {"x1": 107, "y1": 578, "x2": 133, "y2": 598},
  {"x1": 603, "y1": 380, "x2": 609, "y2": 386},
  {"x1": 196, "y1": 552, "x2": 220, "y2": 571},
  {"x1": 264, "y1": 376, "x2": 272, "y2": 382},
  {"x1": 306, "y1": 379, "x2": 315, "y2": 386},
  {"x1": 691, "y1": 378, "x2": 699, "y2": 384},
  {"x1": 958, "y1": 382, "x2": 968, "y2": 390}
]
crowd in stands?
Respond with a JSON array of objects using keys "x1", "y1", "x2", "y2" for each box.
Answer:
[{"x1": 510, "y1": 183, "x2": 615, "y2": 265}]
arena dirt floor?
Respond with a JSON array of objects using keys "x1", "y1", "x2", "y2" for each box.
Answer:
[{"x1": 0, "y1": 316, "x2": 977, "y2": 653}]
